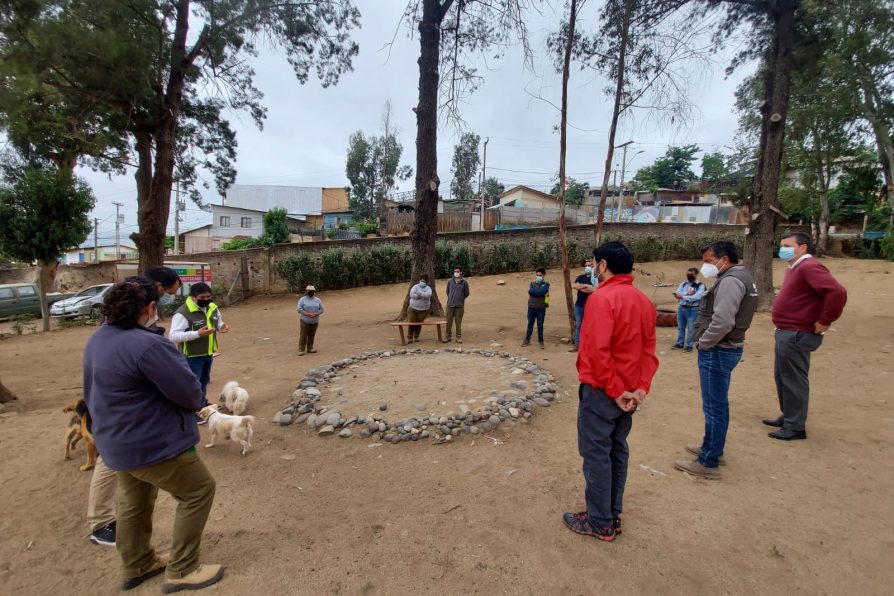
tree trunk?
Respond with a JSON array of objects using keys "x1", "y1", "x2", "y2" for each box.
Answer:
[
  {"x1": 595, "y1": 0, "x2": 631, "y2": 248},
  {"x1": 557, "y1": 0, "x2": 579, "y2": 339},
  {"x1": 863, "y1": 109, "x2": 894, "y2": 226},
  {"x1": 400, "y1": 0, "x2": 448, "y2": 320},
  {"x1": 0, "y1": 378, "x2": 16, "y2": 404},
  {"x1": 37, "y1": 259, "x2": 55, "y2": 332},
  {"x1": 743, "y1": 1, "x2": 798, "y2": 311},
  {"x1": 131, "y1": 0, "x2": 192, "y2": 274}
]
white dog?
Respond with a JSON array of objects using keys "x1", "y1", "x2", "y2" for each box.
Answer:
[
  {"x1": 219, "y1": 380, "x2": 250, "y2": 416},
  {"x1": 198, "y1": 405, "x2": 255, "y2": 456}
]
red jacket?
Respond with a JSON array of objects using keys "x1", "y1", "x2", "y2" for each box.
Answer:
[
  {"x1": 577, "y1": 274, "x2": 659, "y2": 399},
  {"x1": 771, "y1": 257, "x2": 847, "y2": 332}
]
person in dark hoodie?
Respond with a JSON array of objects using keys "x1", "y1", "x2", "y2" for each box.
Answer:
[{"x1": 83, "y1": 277, "x2": 223, "y2": 593}]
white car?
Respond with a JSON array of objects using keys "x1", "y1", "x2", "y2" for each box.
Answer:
[{"x1": 50, "y1": 284, "x2": 113, "y2": 318}]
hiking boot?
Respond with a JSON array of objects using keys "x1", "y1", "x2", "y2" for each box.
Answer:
[
  {"x1": 298, "y1": 351, "x2": 306, "y2": 356},
  {"x1": 121, "y1": 553, "x2": 169, "y2": 591},
  {"x1": 161, "y1": 564, "x2": 224, "y2": 594},
  {"x1": 521, "y1": 339, "x2": 530, "y2": 347},
  {"x1": 443, "y1": 337, "x2": 452, "y2": 343},
  {"x1": 308, "y1": 348, "x2": 317, "y2": 353},
  {"x1": 686, "y1": 444, "x2": 726, "y2": 466},
  {"x1": 90, "y1": 521, "x2": 116, "y2": 546},
  {"x1": 674, "y1": 459, "x2": 721, "y2": 479},
  {"x1": 562, "y1": 511, "x2": 616, "y2": 542}
]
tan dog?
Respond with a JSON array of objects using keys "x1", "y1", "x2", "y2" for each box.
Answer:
[
  {"x1": 198, "y1": 404, "x2": 255, "y2": 456},
  {"x1": 219, "y1": 380, "x2": 250, "y2": 416},
  {"x1": 62, "y1": 400, "x2": 97, "y2": 471}
]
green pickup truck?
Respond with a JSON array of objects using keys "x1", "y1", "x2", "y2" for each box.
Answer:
[{"x1": 0, "y1": 283, "x2": 72, "y2": 320}]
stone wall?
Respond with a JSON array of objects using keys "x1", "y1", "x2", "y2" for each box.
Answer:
[{"x1": 5, "y1": 223, "x2": 808, "y2": 293}]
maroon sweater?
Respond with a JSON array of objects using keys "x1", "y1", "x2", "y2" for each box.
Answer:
[{"x1": 771, "y1": 257, "x2": 847, "y2": 332}]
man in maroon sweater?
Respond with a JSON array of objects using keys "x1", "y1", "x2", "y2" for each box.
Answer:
[
  {"x1": 563, "y1": 242, "x2": 658, "y2": 542},
  {"x1": 764, "y1": 232, "x2": 847, "y2": 440}
]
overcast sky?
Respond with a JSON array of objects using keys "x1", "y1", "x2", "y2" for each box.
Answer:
[{"x1": 81, "y1": 0, "x2": 750, "y2": 245}]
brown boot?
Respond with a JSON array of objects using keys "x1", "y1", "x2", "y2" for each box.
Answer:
[
  {"x1": 161, "y1": 564, "x2": 224, "y2": 593},
  {"x1": 121, "y1": 553, "x2": 169, "y2": 591},
  {"x1": 685, "y1": 445, "x2": 726, "y2": 466},
  {"x1": 674, "y1": 459, "x2": 721, "y2": 479}
]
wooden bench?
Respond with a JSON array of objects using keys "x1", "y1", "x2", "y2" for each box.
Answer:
[{"x1": 390, "y1": 319, "x2": 448, "y2": 345}]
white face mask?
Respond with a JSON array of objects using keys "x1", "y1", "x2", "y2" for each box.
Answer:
[
  {"x1": 700, "y1": 262, "x2": 719, "y2": 279},
  {"x1": 146, "y1": 305, "x2": 159, "y2": 327},
  {"x1": 535, "y1": 275, "x2": 543, "y2": 283},
  {"x1": 453, "y1": 272, "x2": 461, "y2": 278}
]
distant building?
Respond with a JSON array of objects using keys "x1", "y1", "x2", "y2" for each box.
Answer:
[{"x1": 64, "y1": 242, "x2": 138, "y2": 264}]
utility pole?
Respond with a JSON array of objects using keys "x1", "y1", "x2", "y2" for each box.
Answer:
[
  {"x1": 480, "y1": 137, "x2": 489, "y2": 231},
  {"x1": 93, "y1": 217, "x2": 99, "y2": 263},
  {"x1": 615, "y1": 141, "x2": 633, "y2": 222},
  {"x1": 112, "y1": 202, "x2": 123, "y2": 260},
  {"x1": 173, "y1": 181, "x2": 181, "y2": 255}
]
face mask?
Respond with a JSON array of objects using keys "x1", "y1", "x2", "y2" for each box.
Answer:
[
  {"x1": 595, "y1": 264, "x2": 606, "y2": 284},
  {"x1": 584, "y1": 266, "x2": 593, "y2": 274},
  {"x1": 146, "y1": 305, "x2": 159, "y2": 327},
  {"x1": 159, "y1": 293, "x2": 175, "y2": 305},
  {"x1": 419, "y1": 281, "x2": 427, "y2": 287},
  {"x1": 535, "y1": 275, "x2": 543, "y2": 283},
  {"x1": 700, "y1": 262, "x2": 719, "y2": 279},
  {"x1": 195, "y1": 298, "x2": 212, "y2": 308},
  {"x1": 686, "y1": 274, "x2": 696, "y2": 283},
  {"x1": 453, "y1": 272, "x2": 461, "y2": 278},
  {"x1": 778, "y1": 246, "x2": 796, "y2": 261},
  {"x1": 307, "y1": 291, "x2": 315, "y2": 298}
]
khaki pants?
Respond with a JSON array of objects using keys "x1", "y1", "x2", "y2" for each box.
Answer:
[
  {"x1": 407, "y1": 307, "x2": 428, "y2": 340},
  {"x1": 299, "y1": 320, "x2": 319, "y2": 352},
  {"x1": 116, "y1": 449, "x2": 216, "y2": 580},
  {"x1": 445, "y1": 306, "x2": 464, "y2": 339},
  {"x1": 87, "y1": 455, "x2": 117, "y2": 532}
]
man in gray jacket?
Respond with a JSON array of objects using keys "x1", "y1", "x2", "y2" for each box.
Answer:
[
  {"x1": 675, "y1": 240, "x2": 758, "y2": 480},
  {"x1": 444, "y1": 266, "x2": 470, "y2": 343}
]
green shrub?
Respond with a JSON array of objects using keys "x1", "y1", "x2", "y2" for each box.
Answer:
[
  {"x1": 11, "y1": 313, "x2": 38, "y2": 335},
  {"x1": 879, "y1": 235, "x2": 894, "y2": 261},
  {"x1": 276, "y1": 253, "x2": 319, "y2": 292},
  {"x1": 325, "y1": 229, "x2": 339, "y2": 239},
  {"x1": 222, "y1": 237, "x2": 262, "y2": 250}
]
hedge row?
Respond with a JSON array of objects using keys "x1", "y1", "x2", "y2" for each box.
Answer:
[{"x1": 274, "y1": 233, "x2": 739, "y2": 292}]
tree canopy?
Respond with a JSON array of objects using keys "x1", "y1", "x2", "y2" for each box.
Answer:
[
  {"x1": 550, "y1": 178, "x2": 589, "y2": 207},
  {"x1": 450, "y1": 132, "x2": 481, "y2": 201},
  {"x1": 634, "y1": 144, "x2": 700, "y2": 189}
]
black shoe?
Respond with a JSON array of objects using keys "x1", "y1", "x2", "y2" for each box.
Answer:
[
  {"x1": 762, "y1": 416, "x2": 784, "y2": 428},
  {"x1": 671, "y1": 344, "x2": 683, "y2": 349},
  {"x1": 684, "y1": 346, "x2": 693, "y2": 353},
  {"x1": 769, "y1": 429, "x2": 807, "y2": 441},
  {"x1": 90, "y1": 521, "x2": 116, "y2": 546},
  {"x1": 612, "y1": 516, "x2": 622, "y2": 535},
  {"x1": 521, "y1": 339, "x2": 530, "y2": 347},
  {"x1": 539, "y1": 342, "x2": 545, "y2": 349},
  {"x1": 562, "y1": 511, "x2": 616, "y2": 542}
]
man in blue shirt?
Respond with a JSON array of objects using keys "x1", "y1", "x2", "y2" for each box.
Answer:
[
  {"x1": 673, "y1": 267, "x2": 705, "y2": 352},
  {"x1": 570, "y1": 260, "x2": 596, "y2": 353}
]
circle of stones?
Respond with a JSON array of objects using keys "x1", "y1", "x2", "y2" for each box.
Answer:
[{"x1": 272, "y1": 347, "x2": 560, "y2": 445}]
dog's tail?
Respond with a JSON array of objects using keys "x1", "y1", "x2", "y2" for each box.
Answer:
[{"x1": 240, "y1": 416, "x2": 256, "y2": 428}]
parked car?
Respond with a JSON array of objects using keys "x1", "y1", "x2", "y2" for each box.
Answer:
[
  {"x1": 0, "y1": 283, "x2": 72, "y2": 320},
  {"x1": 49, "y1": 283, "x2": 113, "y2": 319}
]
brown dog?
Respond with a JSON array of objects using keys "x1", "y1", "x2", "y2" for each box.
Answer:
[{"x1": 62, "y1": 400, "x2": 96, "y2": 471}]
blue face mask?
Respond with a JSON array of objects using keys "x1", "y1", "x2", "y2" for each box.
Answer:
[
  {"x1": 419, "y1": 281, "x2": 427, "y2": 287},
  {"x1": 158, "y1": 293, "x2": 175, "y2": 305},
  {"x1": 584, "y1": 266, "x2": 593, "y2": 274},
  {"x1": 778, "y1": 246, "x2": 796, "y2": 261}
]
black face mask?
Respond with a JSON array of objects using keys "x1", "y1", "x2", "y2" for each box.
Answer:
[
  {"x1": 307, "y1": 292, "x2": 315, "y2": 298},
  {"x1": 195, "y1": 298, "x2": 212, "y2": 308},
  {"x1": 686, "y1": 274, "x2": 696, "y2": 283}
]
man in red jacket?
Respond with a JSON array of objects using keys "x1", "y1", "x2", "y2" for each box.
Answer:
[
  {"x1": 563, "y1": 242, "x2": 658, "y2": 542},
  {"x1": 764, "y1": 232, "x2": 847, "y2": 440}
]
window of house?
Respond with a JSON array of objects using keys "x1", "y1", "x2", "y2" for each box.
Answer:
[
  {"x1": 219, "y1": 216, "x2": 230, "y2": 227},
  {"x1": 241, "y1": 217, "x2": 252, "y2": 228},
  {"x1": 18, "y1": 286, "x2": 36, "y2": 297}
]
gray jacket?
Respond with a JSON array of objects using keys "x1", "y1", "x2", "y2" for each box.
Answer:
[
  {"x1": 695, "y1": 265, "x2": 758, "y2": 350},
  {"x1": 446, "y1": 278, "x2": 470, "y2": 308}
]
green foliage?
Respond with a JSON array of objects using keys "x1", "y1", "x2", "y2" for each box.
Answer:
[
  {"x1": 222, "y1": 237, "x2": 262, "y2": 251},
  {"x1": 11, "y1": 313, "x2": 38, "y2": 336},
  {"x1": 549, "y1": 179, "x2": 590, "y2": 207},
  {"x1": 482, "y1": 177, "x2": 505, "y2": 206},
  {"x1": 450, "y1": 132, "x2": 481, "y2": 201},
  {"x1": 879, "y1": 235, "x2": 894, "y2": 261},
  {"x1": 261, "y1": 207, "x2": 290, "y2": 245},
  {"x1": 0, "y1": 166, "x2": 94, "y2": 264},
  {"x1": 325, "y1": 229, "x2": 339, "y2": 240},
  {"x1": 701, "y1": 152, "x2": 728, "y2": 186},
  {"x1": 634, "y1": 145, "x2": 700, "y2": 190}
]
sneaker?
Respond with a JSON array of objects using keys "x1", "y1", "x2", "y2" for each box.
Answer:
[
  {"x1": 674, "y1": 459, "x2": 721, "y2": 479},
  {"x1": 308, "y1": 349, "x2": 317, "y2": 353},
  {"x1": 443, "y1": 337, "x2": 452, "y2": 343},
  {"x1": 539, "y1": 342, "x2": 545, "y2": 349},
  {"x1": 298, "y1": 351, "x2": 306, "y2": 356},
  {"x1": 456, "y1": 338, "x2": 463, "y2": 344},
  {"x1": 686, "y1": 444, "x2": 726, "y2": 466},
  {"x1": 684, "y1": 346, "x2": 693, "y2": 353},
  {"x1": 90, "y1": 521, "x2": 116, "y2": 546},
  {"x1": 161, "y1": 564, "x2": 225, "y2": 594},
  {"x1": 521, "y1": 339, "x2": 530, "y2": 347},
  {"x1": 612, "y1": 516, "x2": 622, "y2": 535},
  {"x1": 671, "y1": 343, "x2": 684, "y2": 349},
  {"x1": 562, "y1": 511, "x2": 616, "y2": 542},
  {"x1": 121, "y1": 553, "x2": 169, "y2": 591}
]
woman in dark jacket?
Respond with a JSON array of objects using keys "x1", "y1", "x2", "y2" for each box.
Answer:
[{"x1": 83, "y1": 277, "x2": 223, "y2": 592}]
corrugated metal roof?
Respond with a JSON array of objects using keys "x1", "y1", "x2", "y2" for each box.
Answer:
[{"x1": 225, "y1": 185, "x2": 323, "y2": 215}]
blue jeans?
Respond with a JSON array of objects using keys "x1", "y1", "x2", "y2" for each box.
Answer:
[
  {"x1": 574, "y1": 304, "x2": 586, "y2": 346},
  {"x1": 525, "y1": 307, "x2": 546, "y2": 343},
  {"x1": 186, "y1": 355, "x2": 213, "y2": 404},
  {"x1": 676, "y1": 305, "x2": 698, "y2": 348},
  {"x1": 577, "y1": 384, "x2": 632, "y2": 528},
  {"x1": 696, "y1": 346, "x2": 743, "y2": 468}
]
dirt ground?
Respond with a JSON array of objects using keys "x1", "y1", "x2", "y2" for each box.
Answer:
[{"x1": 1, "y1": 258, "x2": 892, "y2": 596}]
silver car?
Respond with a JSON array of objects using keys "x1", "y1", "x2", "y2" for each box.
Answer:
[{"x1": 50, "y1": 284, "x2": 113, "y2": 318}]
